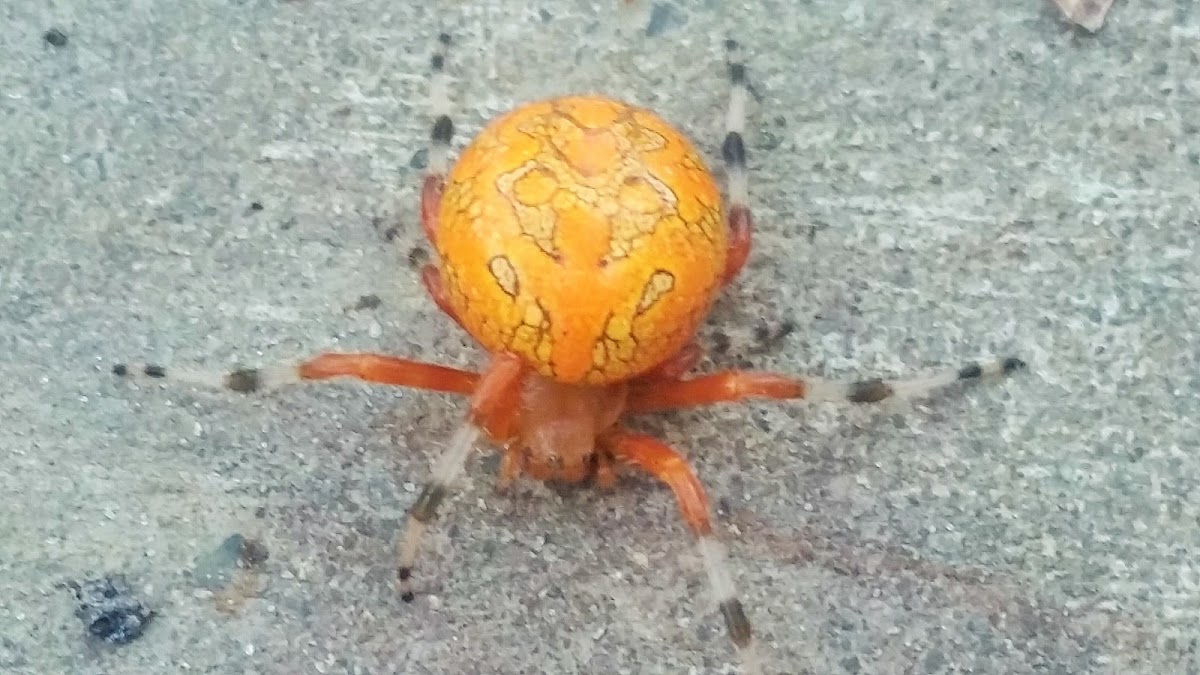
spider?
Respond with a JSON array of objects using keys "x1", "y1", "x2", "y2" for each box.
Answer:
[{"x1": 114, "y1": 34, "x2": 1025, "y2": 668}]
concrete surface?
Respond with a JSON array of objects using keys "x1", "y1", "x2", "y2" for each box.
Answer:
[{"x1": 2, "y1": 1, "x2": 1198, "y2": 673}]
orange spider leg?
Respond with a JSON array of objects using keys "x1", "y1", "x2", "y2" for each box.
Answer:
[
  {"x1": 627, "y1": 370, "x2": 798, "y2": 413},
  {"x1": 723, "y1": 206, "x2": 752, "y2": 285},
  {"x1": 626, "y1": 357, "x2": 1026, "y2": 414},
  {"x1": 298, "y1": 352, "x2": 519, "y2": 445},
  {"x1": 603, "y1": 429, "x2": 754, "y2": 654},
  {"x1": 420, "y1": 264, "x2": 468, "y2": 329},
  {"x1": 396, "y1": 353, "x2": 525, "y2": 601},
  {"x1": 414, "y1": 33, "x2": 465, "y2": 330},
  {"x1": 420, "y1": 175, "x2": 443, "y2": 245},
  {"x1": 301, "y1": 354, "x2": 513, "y2": 447},
  {"x1": 113, "y1": 353, "x2": 481, "y2": 396},
  {"x1": 297, "y1": 353, "x2": 478, "y2": 393}
]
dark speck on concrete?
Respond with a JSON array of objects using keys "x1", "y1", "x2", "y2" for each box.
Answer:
[
  {"x1": 43, "y1": 29, "x2": 69, "y2": 47},
  {"x1": 70, "y1": 577, "x2": 154, "y2": 646},
  {"x1": 407, "y1": 246, "x2": 429, "y2": 269},
  {"x1": 409, "y1": 148, "x2": 428, "y2": 170},
  {"x1": 538, "y1": 8, "x2": 552, "y2": 22},
  {"x1": 239, "y1": 538, "x2": 270, "y2": 567},
  {"x1": 351, "y1": 294, "x2": 382, "y2": 311},
  {"x1": 645, "y1": 2, "x2": 686, "y2": 37},
  {"x1": 750, "y1": 319, "x2": 796, "y2": 353},
  {"x1": 709, "y1": 330, "x2": 731, "y2": 355}
]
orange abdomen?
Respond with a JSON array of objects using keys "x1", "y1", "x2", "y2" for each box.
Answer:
[{"x1": 435, "y1": 95, "x2": 727, "y2": 384}]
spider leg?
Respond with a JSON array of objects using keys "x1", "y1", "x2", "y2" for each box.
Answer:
[
  {"x1": 602, "y1": 429, "x2": 757, "y2": 662},
  {"x1": 420, "y1": 263, "x2": 468, "y2": 330},
  {"x1": 626, "y1": 356, "x2": 1026, "y2": 414},
  {"x1": 413, "y1": 33, "x2": 471, "y2": 332},
  {"x1": 397, "y1": 353, "x2": 525, "y2": 601},
  {"x1": 113, "y1": 353, "x2": 480, "y2": 396},
  {"x1": 721, "y1": 38, "x2": 753, "y2": 285},
  {"x1": 419, "y1": 32, "x2": 454, "y2": 246}
]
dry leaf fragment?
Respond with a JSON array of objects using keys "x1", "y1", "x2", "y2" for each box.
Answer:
[{"x1": 1051, "y1": 0, "x2": 1116, "y2": 32}]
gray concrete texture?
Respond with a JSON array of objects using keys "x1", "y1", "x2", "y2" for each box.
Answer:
[{"x1": 2, "y1": 0, "x2": 1197, "y2": 673}]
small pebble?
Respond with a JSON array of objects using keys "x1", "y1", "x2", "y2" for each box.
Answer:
[
  {"x1": 43, "y1": 28, "x2": 69, "y2": 47},
  {"x1": 70, "y1": 576, "x2": 155, "y2": 645}
]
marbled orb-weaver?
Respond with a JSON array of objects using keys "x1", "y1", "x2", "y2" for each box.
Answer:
[{"x1": 115, "y1": 35, "x2": 1024, "y2": 668}]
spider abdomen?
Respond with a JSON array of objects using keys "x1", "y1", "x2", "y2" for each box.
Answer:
[{"x1": 435, "y1": 95, "x2": 728, "y2": 385}]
